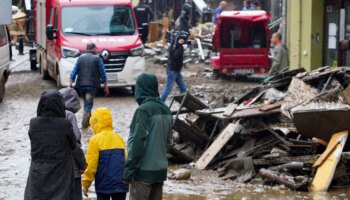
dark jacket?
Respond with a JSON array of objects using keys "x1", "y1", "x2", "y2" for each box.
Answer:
[
  {"x1": 76, "y1": 52, "x2": 103, "y2": 88},
  {"x1": 24, "y1": 91, "x2": 76, "y2": 200},
  {"x1": 180, "y1": 2, "x2": 192, "y2": 33},
  {"x1": 134, "y1": 3, "x2": 154, "y2": 27},
  {"x1": 124, "y1": 73, "x2": 172, "y2": 183},
  {"x1": 168, "y1": 44, "x2": 184, "y2": 72},
  {"x1": 59, "y1": 88, "x2": 86, "y2": 179}
]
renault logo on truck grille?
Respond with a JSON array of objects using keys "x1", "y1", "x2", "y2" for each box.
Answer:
[{"x1": 101, "y1": 50, "x2": 110, "y2": 61}]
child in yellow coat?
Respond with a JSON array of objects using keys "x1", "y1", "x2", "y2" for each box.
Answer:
[{"x1": 83, "y1": 108, "x2": 128, "y2": 200}]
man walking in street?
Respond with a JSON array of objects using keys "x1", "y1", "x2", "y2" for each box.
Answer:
[
  {"x1": 124, "y1": 73, "x2": 172, "y2": 200},
  {"x1": 134, "y1": 0, "x2": 154, "y2": 44},
  {"x1": 213, "y1": 1, "x2": 227, "y2": 25},
  {"x1": 269, "y1": 33, "x2": 289, "y2": 75},
  {"x1": 160, "y1": 31, "x2": 188, "y2": 102},
  {"x1": 68, "y1": 43, "x2": 109, "y2": 128}
]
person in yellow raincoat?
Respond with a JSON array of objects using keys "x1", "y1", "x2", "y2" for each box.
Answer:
[{"x1": 82, "y1": 108, "x2": 128, "y2": 200}]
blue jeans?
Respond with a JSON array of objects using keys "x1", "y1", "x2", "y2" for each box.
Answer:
[
  {"x1": 79, "y1": 86, "x2": 98, "y2": 113},
  {"x1": 160, "y1": 70, "x2": 187, "y2": 102}
]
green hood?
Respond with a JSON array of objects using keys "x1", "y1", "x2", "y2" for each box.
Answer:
[{"x1": 135, "y1": 73, "x2": 160, "y2": 105}]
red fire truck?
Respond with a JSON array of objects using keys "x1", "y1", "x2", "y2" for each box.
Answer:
[{"x1": 32, "y1": 0, "x2": 145, "y2": 88}]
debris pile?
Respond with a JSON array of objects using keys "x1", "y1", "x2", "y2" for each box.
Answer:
[
  {"x1": 168, "y1": 66, "x2": 350, "y2": 192},
  {"x1": 144, "y1": 23, "x2": 216, "y2": 67}
]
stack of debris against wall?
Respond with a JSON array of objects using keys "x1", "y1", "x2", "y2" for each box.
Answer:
[{"x1": 168, "y1": 66, "x2": 350, "y2": 192}]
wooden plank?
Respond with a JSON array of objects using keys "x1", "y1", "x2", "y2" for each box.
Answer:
[
  {"x1": 173, "y1": 93, "x2": 208, "y2": 112},
  {"x1": 195, "y1": 123, "x2": 237, "y2": 170},
  {"x1": 232, "y1": 107, "x2": 280, "y2": 118},
  {"x1": 311, "y1": 131, "x2": 348, "y2": 192},
  {"x1": 195, "y1": 107, "x2": 226, "y2": 116},
  {"x1": 259, "y1": 102, "x2": 283, "y2": 112},
  {"x1": 223, "y1": 104, "x2": 238, "y2": 116},
  {"x1": 211, "y1": 113, "x2": 233, "y2": 120},
  {"x1": 253, "y1": 155, "x2": 318, "y2": 166}
]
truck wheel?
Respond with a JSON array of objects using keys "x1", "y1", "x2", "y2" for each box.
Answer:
[
  {"x1": 40, "y1": 58, "x2": 49, "y2": 80},
  {"x1": 131, "y1": 86, "x2": 135, "y2": 95},
  {"x1": 0, "y1": 79, "x2": 5, "y2": 103},
  {"x1": 213, "y1": 69, "x2": 219, "y2": 80},
  {"x1": 30, "y1": 60, "x2": 37, "y2": 71}
]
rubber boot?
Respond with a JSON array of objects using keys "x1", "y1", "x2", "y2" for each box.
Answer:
[{"x1": 82, "y1": 112, "x2": 91, "y2": 129}]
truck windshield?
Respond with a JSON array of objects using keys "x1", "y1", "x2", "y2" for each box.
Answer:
[
  {"x1": 220, "y1": 20, "x2": 267, "y2": 49},
  {"x1": 61, "y1": 6, "x2": 135, "y2": 36}
]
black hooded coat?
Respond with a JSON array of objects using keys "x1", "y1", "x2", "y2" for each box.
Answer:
[{"x1": 24, "y1": 91, "x2": 76, "y2": 200}]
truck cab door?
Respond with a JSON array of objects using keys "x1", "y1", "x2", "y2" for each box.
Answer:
[{"x1": 46, "y1": 7, "x2": 58, "y2": 76}]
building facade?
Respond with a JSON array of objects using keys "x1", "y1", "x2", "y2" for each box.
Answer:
[{"x1": 287, "y1": 0, "x2": 350, "y2": 71}]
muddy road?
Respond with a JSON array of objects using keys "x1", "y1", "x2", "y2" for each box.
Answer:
[
  {"x1": 1, "y1": 58, "x2": 350, "y2": 199},
  {"x1": 0, "y1": 64, "x2": 246, "y2": 200}
]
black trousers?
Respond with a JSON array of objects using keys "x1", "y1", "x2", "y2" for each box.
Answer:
[
  {"x1": 97, "y1": 192, "x2": 127, "y2": 200},
  {"x1": 139, "y1": 25, "x2": 149, "y2": 44}
]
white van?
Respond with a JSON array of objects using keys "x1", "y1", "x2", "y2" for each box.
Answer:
[{"x1": 0, "y1": 25, "x2": 10, "y2": 102}]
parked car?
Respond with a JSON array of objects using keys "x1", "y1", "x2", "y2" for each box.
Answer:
[
  {"x1": 211, "y1": 11, "x2": 271, "y2": 79},
  {"x1": 0, "y1": 25, "x2": 10, "y2": 102}
]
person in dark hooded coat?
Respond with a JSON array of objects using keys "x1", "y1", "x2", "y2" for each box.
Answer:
[
  {"x1": 24, "y1": 90, "x2": 76, "y2": 200},
  {"x1": 59, "y1": 87, "x2": 87, "y2": 200},
  {"x1": 124, "y1": 73, "x2": 172, "y2": 200},
  {"x1": 179, "y1": 0, "x2": 192, "y2": 33}
]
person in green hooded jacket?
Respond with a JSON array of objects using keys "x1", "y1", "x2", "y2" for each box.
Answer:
[{"x1": 124, "y1": 73, "x2": 172, "y2": 200}]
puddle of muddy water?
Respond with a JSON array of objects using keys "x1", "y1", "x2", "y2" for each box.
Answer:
[{"x1": 163, "y1": 185, "x2": 350, "y2": 200}]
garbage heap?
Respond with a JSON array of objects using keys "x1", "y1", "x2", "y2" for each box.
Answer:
[
  {"x1": 144, "y1": 23, "x2": 216, "y2": 66},
  {"x1": 168, "y1": 66, "x2": 350, "y2": 191}
]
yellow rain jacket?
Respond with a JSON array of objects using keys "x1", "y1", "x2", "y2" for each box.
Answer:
[{"x1": 82, "y1": 108, "x2": 128, "y2": 193}]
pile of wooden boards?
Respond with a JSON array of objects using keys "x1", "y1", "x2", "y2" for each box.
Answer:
[{"x1": 168, "y1": 66, "x2": 350, "y2": 192}]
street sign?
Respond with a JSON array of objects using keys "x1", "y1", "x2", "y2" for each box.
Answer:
[{"x1": 0, "y1": 0, "x2": 12, "y2": 25}]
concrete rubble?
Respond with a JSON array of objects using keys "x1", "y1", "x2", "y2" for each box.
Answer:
[{"x1": 167, "y1": 66, "x2": 350, "y2": 192}]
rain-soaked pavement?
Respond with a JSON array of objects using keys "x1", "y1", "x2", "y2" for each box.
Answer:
[{"x1": 1, "y1": 50, "x2": 350, "y2": 199}]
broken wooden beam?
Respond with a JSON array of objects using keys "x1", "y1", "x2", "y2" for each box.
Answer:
[
  {"x1": 196, "y1": 123, "x2": 237, "y2": 170},
  {"x1": 231, "y1": 105, "x2": 281, "y2": 118},
  {"x1": 259, "y1": 168, "x2": 310, "y2": 190},
  {"x1": 311, "y1": 131, "x2": 348, "y2": 192},
  {"x1": 168, "y1": 146, "x2": 195, "y2": 163},
  {"x1": 252, "y1": 155, "x2": 318, "y2": 166},
  {"x1": 173, "y1": 93, "x2": 208, "y2": 112},
  {"x1": 173, "y1": 118, "x2": 210, "y2": 147}
]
